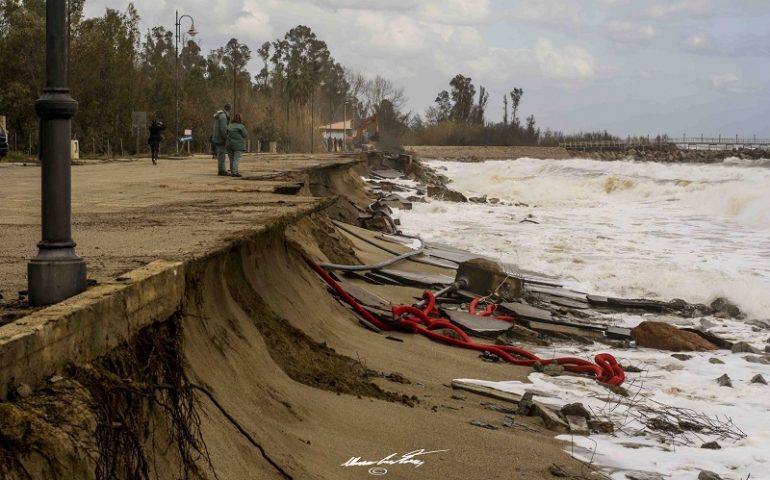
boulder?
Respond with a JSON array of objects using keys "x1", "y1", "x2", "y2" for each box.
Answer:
[
  {"x1": 715, "y1": 374, "x2": 733, "y2": 388},
  {"x1": 711, "y1": 297, "x2": 743, "y2": 318},
  {"x1": 751, "y1": 374, "x2": 767, "y2": 385},
  {"x1": 427, "y1": 186, "x2": 467, "y2": 202},
  {"x1": 732, "y1": 342, "x2": 762, "y2": 354},
  {"x1": 631, "y1": 321, "x2": 718, "y2": 351},
  {"x1": 561, "y1": 403, "x2": 591, "y2": 420},
  {"x1": 698, "y1": 471, "x2": 722, "y2": 480}
]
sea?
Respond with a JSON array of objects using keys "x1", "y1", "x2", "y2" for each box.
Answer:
[{"x1": 390, "y1": 156, "x2": 770, "y2": 479}]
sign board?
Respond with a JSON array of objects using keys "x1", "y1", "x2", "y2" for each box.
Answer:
[
  {"x1": 179, "y1": 135, "x2": 193, "y2": 143},
  {"x1": 184, "y1": 129, "x2": 192, "y2": 135}
]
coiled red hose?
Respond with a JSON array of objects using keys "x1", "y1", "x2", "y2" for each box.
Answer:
[{"x1": 304, "y1": 256, "x2": 625, "y2": 385}]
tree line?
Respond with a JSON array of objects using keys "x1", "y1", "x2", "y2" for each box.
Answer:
[{"x1": 0, "y1": 0, "x2": 617, "y2": 156}]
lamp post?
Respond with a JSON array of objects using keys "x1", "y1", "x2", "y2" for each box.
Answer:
[
  {"x1": 28, "y1": 0, "x2": 86, "y2": 305},
  {"x1": 175, "y1": 11, "x2": 197, "y2": 155},
  {"x1": 343, "y1": 99, "x2": 348, "y2": 152}
]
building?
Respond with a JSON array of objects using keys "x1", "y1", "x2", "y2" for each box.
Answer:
[{"x1": 318, "y1": 120, "x2": 352, "y2": 141}]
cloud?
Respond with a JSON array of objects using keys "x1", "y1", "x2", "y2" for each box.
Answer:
[
  {"x1": 532, "y1": 38, "x2": 596, "y2": 80},
  {"x1": 506, "y1": 0, "x2": 583, "y2": 33},
  {"x1": 711, "y1": 72, "x2": 743, "y2": 93},
  {"x1": 602, "y1": 20, "x2": 656, "y2": 43},
  {"x1": 642, "y1": 0, "x2": 716, "y2": 19},
  {"x1": 683, "y1": 32, "x2": 713, "y2": 51},
  {"x1": 418, "y1": 0, "x2": 491, "y2": 25}
]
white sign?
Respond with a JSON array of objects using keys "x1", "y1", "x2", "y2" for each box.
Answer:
[{"x1": 184, "y1": 129, "x2": 192, "y2": 135}]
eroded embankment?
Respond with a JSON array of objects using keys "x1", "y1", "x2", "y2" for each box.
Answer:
[
  {"x1": 0, "y1": 158, "x2": 588, "y2": 480},
  {"x1": 0, "y1": 211, "x2": 413, "y2": 479}
]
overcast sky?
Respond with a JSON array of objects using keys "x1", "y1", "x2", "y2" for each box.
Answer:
[{"x1": 85, "y1": 0, "x2": 770, "y2": 137}]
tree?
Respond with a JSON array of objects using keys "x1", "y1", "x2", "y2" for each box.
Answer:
[
  {"x1": 449, "y1": 74, "x2": 475, "y2": 123},
  {"x1": 470, "y1": 86, "x2": 488, "y2": 125},
  {"x1": 510, "y1": 88, "x2": 523, "y2": 125},
  {"x1": 221, "y1": 38, "x2": 251, "y2": 111},
  {"x1": 503, "y1": 94, "x2": 509, "y2": 126}
]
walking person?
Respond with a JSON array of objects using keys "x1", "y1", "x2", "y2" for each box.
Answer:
[
  {"x1": 226, "y1": 113, "x2": 248, "y2": 177},
  {"x1": 147, "y1": 119, "x2": 165, "y2": 165},
  {"x1": 211, "y1": 103, "x2": 231, "y2": 175}
]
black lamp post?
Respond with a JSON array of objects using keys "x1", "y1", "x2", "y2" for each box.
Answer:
[
  {"x1": 28, "y1": 0, "x2": 86, "y2": 306},
  {"x1": 175, "y1": 11, "x2": 197, "y2": 155}
]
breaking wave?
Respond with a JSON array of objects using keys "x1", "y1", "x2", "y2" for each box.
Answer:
[{"x1": 396, "y1": 157, "x2": 770, "y2": 318}]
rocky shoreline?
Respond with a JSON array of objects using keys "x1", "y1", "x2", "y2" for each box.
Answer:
[{"x1": 568, "y1": 146, "x2": 768, "y2": 163}]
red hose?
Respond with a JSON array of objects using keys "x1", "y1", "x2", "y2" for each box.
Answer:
[
  {"x1": 305, "y1": 257, "x2": 625, "y2": 385},
  {"x1": 303, "y1": 255, "x2": 390, "y2": 330}
]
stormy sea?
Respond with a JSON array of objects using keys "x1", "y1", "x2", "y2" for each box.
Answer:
[{"x1": 394, "y1": 156, "x2": 770, "y2": 479}]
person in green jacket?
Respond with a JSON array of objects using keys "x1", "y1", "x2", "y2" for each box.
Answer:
[
  {"x1": 226, "y1": 113, "x2": 248, "y2": 177},
  {"x1": 211, "y1": 103, "x2": 231, "y2": 176}
]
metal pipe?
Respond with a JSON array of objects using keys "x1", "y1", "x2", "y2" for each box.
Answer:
[{"x1": 28, "y1": 0, "x2": 87, "y2": 305}]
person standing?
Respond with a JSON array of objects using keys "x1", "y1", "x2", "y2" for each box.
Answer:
[
  {"x1": 147, "y1": 119, "x2": 165, "y2": 165},
  {"x1": 226, "y1": 113, "x2": 248, "y2": 177},
  {"x1": 211, "y1": 103, "x2": 231, "y2": 175}
]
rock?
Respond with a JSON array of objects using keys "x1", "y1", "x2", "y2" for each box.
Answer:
[
  {"x1": 587, "y1": 418, "x2": 615, "y2": 434},
  {"x1": 701, "y1": 441, "x2": 721, "y2": 449},
  {"x1": 14, "y1": 383, "x2": 32, "y2": 399},
  {"x1": 751, "y1": 374, "x2": 767, "y2": 385},
  {"x1": 671, "y1": 353, "x2": 693, "y2": 361},
  {"x1": 708, "y1": 358, "x2": 725, "y2": 364},
  {"x1": 731, "y1": 342, "x2": 762, "y2": 354},
  {"x1": 531, "y1": 402, "x2": 569, "y2": 432},
  {"x1": 542, "y1": 363, "x2": 565, "y2": 376},
  {"x1": 698, "y1": 471, "x2": 723, "y2": 480},
  {"x1": 469, "y1": 195, "x2": 487, "y2": 203},
  {"x1": 682, "y1": 328, "x2": 733, "y2": 349},
  {"x1": 470, "y1": 420, "x2": 498, "y2": 430},
  {"x1": 625, "y1": 473, "x2": 667, "y2": 480},
  {"x1": 566, "y1": 415, "x2": 589, "y2": 435},
  {"x1": 747, "y1": 319, "x2": 770, "y2": 330},
  {"x1": 620, "y1": 364, "x2": 644, "y2": 373},
  {"x1": 489, "y1": 197, "x2": 500, "y2": 204},
  {"x1": 548, "y1": 464, "x2": 569, "y2": 477},
  {"x1": 427, "y1": 186, "x2": 467, "y2": 202},
  {"x1": 517, "y1": 391, "x2": 534, "y2": 416},
  {"x1": 561, "y1": 402, "x2": 591, "y2": 420},
  {"x1": 385, "y1": 372, "x2": 411, "y2": 384},
  {"x1": 766, "y1": 345, "x2": 770, "y2": 354},
  {"x1": 631, "y1": 321, "x2": 718, "y2": 351},
  {"x1": 710, "y1": 297, "x2": 742, "y2": 318},
  {"x1": 503, "y1": 416, "x2": 514, "y2": 428},
  {"x1": 744, "y1": 355, "x2": 770, "y2": 365},
  {"x1": 715, "y1": 374, "x2": 733, "y2": 387}
]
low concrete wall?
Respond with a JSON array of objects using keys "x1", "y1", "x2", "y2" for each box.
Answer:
[{"x1": 0, "y1": 260, "x2": 184, "y2": 399}]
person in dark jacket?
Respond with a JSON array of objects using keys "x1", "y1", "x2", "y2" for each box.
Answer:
[
  {"x1": 147, "y1": 119, "x2": 165, "y2": 165},
  {"x1": 226, "y1": 113, "x2": 248, "y2": 177},
  {"x1": 211, "y1": 103, "x2": 232, "y2": 175}
]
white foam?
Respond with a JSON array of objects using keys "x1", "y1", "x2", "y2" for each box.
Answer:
[{"x1": 395, "y1": 157, "x2": 770, "y2": 318}]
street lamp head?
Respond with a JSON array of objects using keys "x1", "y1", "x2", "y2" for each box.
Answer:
[{"x1": 188, "y1": 25, "x2": 198, "y2": 36}]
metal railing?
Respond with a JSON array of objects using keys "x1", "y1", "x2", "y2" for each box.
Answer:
[{"x1": 560, "y1": 136, "x2": 770, "y2": 150}]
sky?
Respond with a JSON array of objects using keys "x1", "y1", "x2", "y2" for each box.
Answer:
[{"x1": 84, "y1": 0, "x2": 770, "y2": 137}]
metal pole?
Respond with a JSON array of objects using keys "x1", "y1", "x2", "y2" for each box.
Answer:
[
  {"x1": 310, "y1": 91, "x2": 314, "y2": 153},
  {"x1": 28, "y1": 0, "x2": 86, "y2": 305},
  {"x1": 175, "y1": 10, "x2": 179, "y2": 155},
  {"x1": 343, "y1": 101, "x2": 347, "y2": 152}
]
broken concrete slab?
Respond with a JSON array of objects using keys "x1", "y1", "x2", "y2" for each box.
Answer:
[
  {"x1": 531, "y1": 402, "x2": 569, "y2": 432},
  {"x1": 565, "y1": 415, "x2": 589, "y2": 435},
  {"x1": 444, "y1": 309, "x2": 513, "y2": 339}
]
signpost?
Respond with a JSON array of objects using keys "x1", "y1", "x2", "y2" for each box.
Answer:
[{"x1": 179, "y1": 129, "x2": 193, "y2": 154}]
